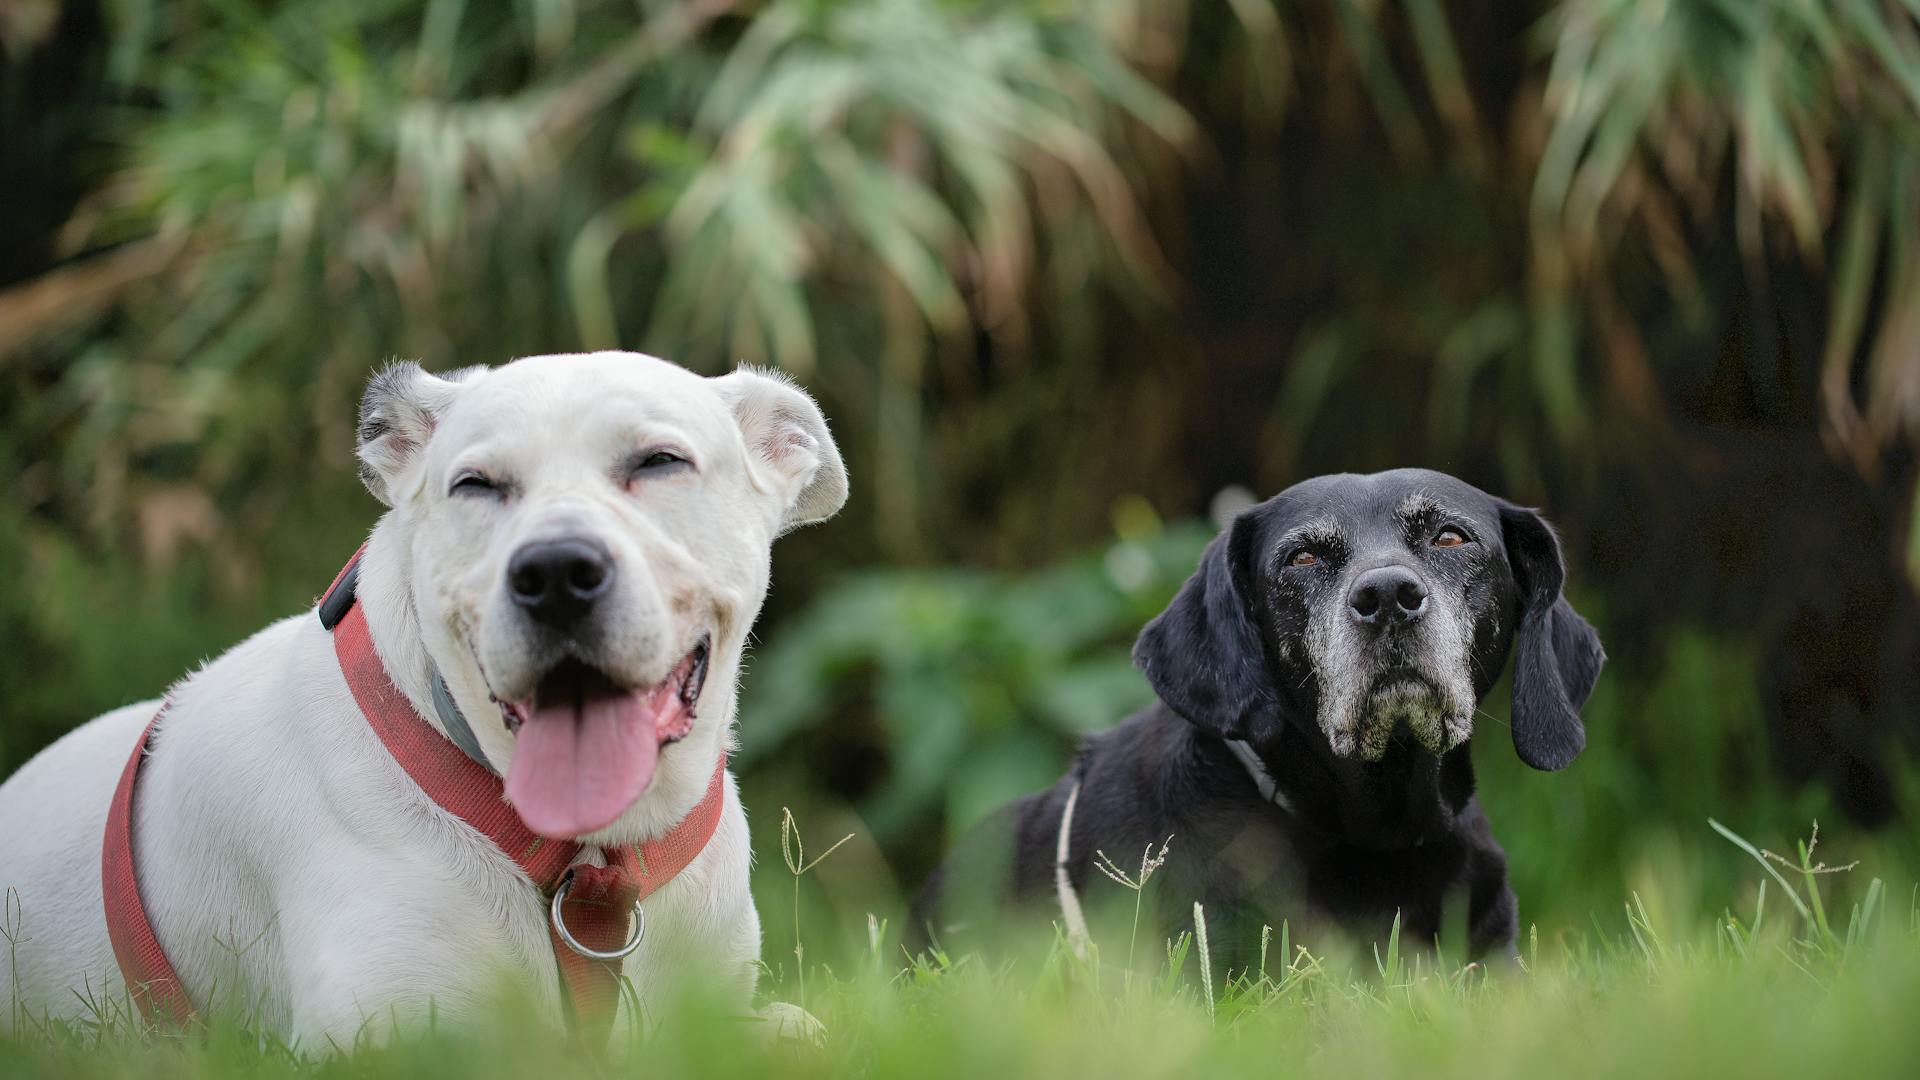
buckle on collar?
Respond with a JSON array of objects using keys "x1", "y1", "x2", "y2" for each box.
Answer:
[{"x1": 549, "y1": 870, "x2": 646, "y2": 961}]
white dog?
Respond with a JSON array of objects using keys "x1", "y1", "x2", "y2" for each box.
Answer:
[{"x1": 0, "y1": 352, "x2": 844, "y2": 1046}]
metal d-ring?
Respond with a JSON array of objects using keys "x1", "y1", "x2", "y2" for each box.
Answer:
[{"x1": 549, "y1": 872, "x2": 646, "y2": 961}]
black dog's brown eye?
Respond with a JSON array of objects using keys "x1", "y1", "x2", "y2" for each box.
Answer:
[
  {"x1": 1432, "y1": 528, "x2": 1468, "y2": 548},
  {"x1": 1288, "y1": 550, "x2": 1319, "y2": 567}
]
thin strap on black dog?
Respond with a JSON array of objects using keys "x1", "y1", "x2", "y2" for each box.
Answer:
[
  {"x1": 1053, "y1": 778, "x2": 1091, "y2": 959},
  {"x1": 1223, "y1": 738, "x2": 1297, "y2": 816}
]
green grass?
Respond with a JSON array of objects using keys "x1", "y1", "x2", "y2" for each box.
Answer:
[{"x1": 4, "y1": 820, "x2": 1916, "y2": 1079}]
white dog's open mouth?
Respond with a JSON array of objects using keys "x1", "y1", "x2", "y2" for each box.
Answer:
[{"x1": 500, "y1": 635, "x2": 710, "y2": 838}]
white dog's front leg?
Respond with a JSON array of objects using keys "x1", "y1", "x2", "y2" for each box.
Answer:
[
  {"x1": 730, "y1": 901, "x2": 824, "y2": 1046},
  {"x1": 284, "y1": 941, "x2": 554, "y2": 1051},
  {"x1": 754, "y1": 1001, "x2": 826, "y2": 1045},
  {"x1": 276, "y1": 858, "x2": 562, "y2": 1050},
  {"x1": 726, "y1": 893, "x2": 764, "y2": 1007}
]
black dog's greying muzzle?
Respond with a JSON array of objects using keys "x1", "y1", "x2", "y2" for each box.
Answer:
[{"x1": 319, "y1": 550, "x2": 494, "y2": 770}]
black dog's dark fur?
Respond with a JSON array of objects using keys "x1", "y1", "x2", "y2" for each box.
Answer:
[{"x1": 913, "y1": 469, "x2": 1604, "y2": 975}]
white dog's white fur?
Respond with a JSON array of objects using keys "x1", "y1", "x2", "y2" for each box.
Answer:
[{"x1": 0, "y1": 351, "x2": 844, "y2": 1045}]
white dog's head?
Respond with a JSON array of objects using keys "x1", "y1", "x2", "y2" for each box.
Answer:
[{"x1": 354, "y1": 352, "x2": 845, "y2": 840}]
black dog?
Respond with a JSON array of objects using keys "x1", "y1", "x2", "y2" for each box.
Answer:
[{"x1": 913, "y1": 469, "x2": 1603, "y2": 975}]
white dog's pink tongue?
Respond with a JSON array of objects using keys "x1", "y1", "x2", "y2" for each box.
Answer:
[{"x1": 506, "y1": 690, "x2": 663, "y2": 840}]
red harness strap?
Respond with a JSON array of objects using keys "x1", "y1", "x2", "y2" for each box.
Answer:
[
  {"x1": 103, "y1": 550, "x2": 729, "y2": 1043},
  {"x1": 102, "y1": 706, "x2": 195, "y2": 1028}
]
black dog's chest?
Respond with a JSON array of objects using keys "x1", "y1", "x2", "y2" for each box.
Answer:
[
  {"x1": 1296, "y1": 839, "x2": 1468, "y2": 939},
  {"x1": 1173, "y1": 814, "x2": 1469, "y2": 953}
]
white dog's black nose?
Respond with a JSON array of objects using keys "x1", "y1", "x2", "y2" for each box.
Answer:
[
  {"x1": 1349, "y1": 566, "x2": 1428, "y2": 626},
  {"x1": 508, "y1": 539, "x2": 615, "y2": 630}
]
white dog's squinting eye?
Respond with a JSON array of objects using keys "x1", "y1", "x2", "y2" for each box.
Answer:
[
  {"x1": 450, "y1": 472, "x2": 504, "y2": 499},
  {"x1": 621, "y1": 448, "x2": 692, "y2": 482}
]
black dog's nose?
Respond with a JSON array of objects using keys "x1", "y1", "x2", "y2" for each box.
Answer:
[
  {"x1": 508, "y1": 539, "x2": 614, "y2": 629},
  {"x1": 1348, "y1": 566, "x2": 1428, "y2": 626}
]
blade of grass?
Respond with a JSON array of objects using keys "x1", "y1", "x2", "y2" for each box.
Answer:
[{"x1": 1709, "y1": 817, "x2": 1813, "y2": 921}]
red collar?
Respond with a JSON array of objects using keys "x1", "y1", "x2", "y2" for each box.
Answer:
[{"x1": 104, "y1": 548, "x2": 729, "y2": 1039}]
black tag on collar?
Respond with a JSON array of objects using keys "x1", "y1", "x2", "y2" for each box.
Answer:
[{"x1": 318, "y1": 555, "x2": 362, "y2": 631}]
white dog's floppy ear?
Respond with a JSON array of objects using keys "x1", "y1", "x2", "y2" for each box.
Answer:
[
  {"x1": 712, "y1": 366, "x2": 848, "y2": 535},
  {"x1": 355, "y1": 361, "x2": 474, "y2": 507}
]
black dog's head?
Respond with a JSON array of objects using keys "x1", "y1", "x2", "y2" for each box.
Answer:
[{"x1": 1134, "y1": 469, "x2": 1604, "y2": 771}]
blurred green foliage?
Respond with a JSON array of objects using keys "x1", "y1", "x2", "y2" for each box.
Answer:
[
  {"x1": 9, "y1": 1, "x2": 1920, "y2": 582},
  {"x1": 738, "y1": 517, "x2": 1213, "y2": 846}
]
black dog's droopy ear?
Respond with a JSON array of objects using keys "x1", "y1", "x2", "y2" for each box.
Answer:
[
  {"x1": 1499, "y1": 502, "x2": 1605, "y2": 771},
  {"x1": 1132, "y1": 514, "x2": 1276, "y2": 739}
]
